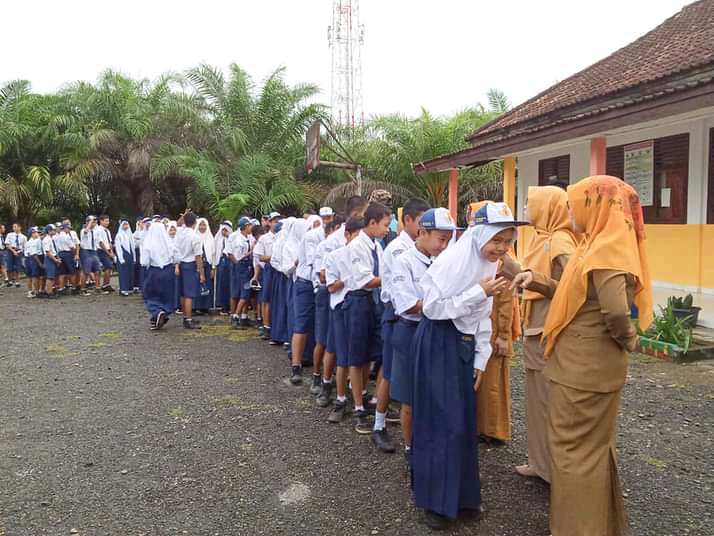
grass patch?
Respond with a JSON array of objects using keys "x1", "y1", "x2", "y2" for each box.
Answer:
[
  {"x1": 640, "y1": 455, "x2": 668, "y2": 470},
  {"x1": 46, "y1": 343, "x2": 67, "y2": 356},
  {"x1": 182, "y1": 324, "x2": 255, "y2": 343},
  {"x1": 216, "y1": 394, "x2": 272, "y2": 412},
  {"x1": 66, "y1": 335, "x2": 81, "y2": 341},
  {"x1": 87, "y1": 342, "x2": 107, "y2": 350},
  {"x1": 223, "y1": 375, "x2": 241, "y2": 385},
  {"x1": 98, "y1": 331, "x2": 122, "y2": 339},
  {"x1": 167, "y1": 405, "x2": 186, "y2": 418}
]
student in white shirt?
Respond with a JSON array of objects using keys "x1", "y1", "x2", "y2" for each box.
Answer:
[
  {"x1": 23, "y1": 227, "x2": 44, "y2": 298},
  {"x1": 79, "y1": 216, "x2": 102, "y2": 293},
  {"x1": 42, "y1": 224, "x2": 62, "y2": 298},
  {"x1": 193, "y1": 218, "x2": 214, "y2": 314},
  {"x1": 226, "y1": 217, "x2": 254, "y2": 328},
  {"x1": 114, "y1": 220, "x2": 136, "y2": 296},
  {"x1": 0, "y1": 224, "x2": 8, "y2": 286},
  {"x1": 175, "y1": 212, "x2": 204, "y2": 329},
  {"x1": 54, "y1": 224, "x2": 78, "y2": 294},
  {"x1": 96, "y1": 215, "x2": 116, "y2": 292},
  {"x1": 324, "y1": 216, "x2": 365, "y2": 424},
  {"x1": 253, "y1": 213, "x2": 279, "y2": 339},
  {"x1": 141, "y1": 217, "x2": 178, "y2": 330},
  {"x1": 5, "y1": 223, "x2": 27, "y2": 287},
  {"x1": 133, "y1": 218, "x2": 148, "y2": 291},
  {"x1": 213, "y1": 221, "x2": 233, "y2": 314},
  {"x1": 268, "y1": 218, "x2": 293, "y2": 345}
]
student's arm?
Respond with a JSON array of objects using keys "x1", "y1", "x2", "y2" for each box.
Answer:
[
  {"x1": 392, "y1": 260, "x2": 422, "y2": 316},
  {"x1": 325, "y1": 255, "x2": 343, "y2": 293},
  {"x1": 593, "y1": 269, "x2": 638, "y2": 352},
  {"x1": 224, "y1": 239, "x2": 237, "y2": 264},
  {"x1": 422, "y1": 272, "x2": 498, "y2": 322},
  {"x1": 474, "y1": 317, "x2": 494, "y2": 379}
]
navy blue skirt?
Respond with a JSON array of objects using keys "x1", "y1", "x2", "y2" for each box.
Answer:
[
  {"x1": 134, "y1": 248, "x2": 143, "y2": 289},
  {"x1": 117, "y1": 249, "x2": 134, "y2": 292},
  {"x1": 390, "y1": 319, "x2": 418, "y2": 405},
  {"x1": 411, "y1": 318, "x2": 480, "y2": 519},
  {"x1": 144, "y1": 265, "x2": 176, "y2": 319},
  {"x1": 293, "y1": 278, "x2": 315, "y2": 335},
  {"x1": 262, "y1": 263, "x2": 274, "y2": 304},
  {"x1": 194, "y1": 256, "x2": 213, "y2": 310},
  {"x1": 314, "y1": 287, "x2": 330, "y2": 346},
  {"x1": 270, "y1": 272, "x2": 289, "y2": 343},
  {"x1": 381, "y1": 303, "x2": 398, "y2": 381},
  {"x1": 216, "y1": 256, "x2": 231, "y2": 309}
]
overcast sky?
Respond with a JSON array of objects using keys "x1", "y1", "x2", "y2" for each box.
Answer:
[{"x1": 3, "y1": 0, "x2": 690, "y2": 118}]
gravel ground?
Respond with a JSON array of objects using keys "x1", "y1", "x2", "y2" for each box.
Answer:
[{"x1": 0, "y1": 282, "x2": 712, "y2": 536}]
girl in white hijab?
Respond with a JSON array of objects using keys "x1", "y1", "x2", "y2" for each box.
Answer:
[
  {"x1": 268, "y1": 218, "x2": 293, "y2": 345},
  {"x1": 114, "y1": 219, "x2": 136, "y2": 296},
  {"x1": 213, "y1": 221, "x2": 233, "y2": 314},
  {"x1": 140, "y1": 218, "x2": 178, "y2": 330},
  {"x1": 194, "y1": 217, "x2": 214, "y2": 312}
]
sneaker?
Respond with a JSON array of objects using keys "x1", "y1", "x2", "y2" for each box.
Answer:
[
  {"x1": 120, "y1": 291, "x2": 131, "y2": 296},
  {"x1": 238, "y1": 317, "x2": 249, "y2": 330},
  {"x1": 261, "y1": 328, "x2": 271, "y2": 341},
  {"x1": 423, "y1": 510, "x2": 450, "y2": 531},
  {"x1": 385, "y1": 408, "x2": 401, "y2": 424},
  {"x1": 404, "y1": 449, "x2": 413, "y2": 473},
  {"x1": 372, "y1": 428, "x2": 396, "y2": 453},
  {"x1": 71, "y1": 288, "x2": 81, "y2": 295},
  {"x1": 290, "y1": 366, "x2": 302, "y2": 386},
  {"x1": 183, "y1": 319, "x2": 202, "y2": 330},
  {"x1": 309, "y1": 375, "x2": 322, "y2": 395},
  {"x1": 133, "y1": 287, "x2": 141, "y2": 292},
  {"x1": 103, "y1": 285, "x2": 116, "y2": 293},
  {"x1": 354, "y1": 410, "x2": 372, "y2": 434},
  {"x1": 363, "y1": 396, "x2": 377, "y2": 415},
  {"x1": 149, "y1": 318, "x2": 158, "y2": 331},
  {"x1": 4, "y1": 280, "x2": 10, "y2": 288},
  {"x1": 316, "y1": 382, "x2": 333, "y2": 408},
  {"x1": 81, "y1": 290, "x2": 92, "y2": 296},
  {"x1": 155, "y1": 311, "x2": 168, "y2": 330},
  {"x1": 269, "y1": 340, "x2": 281, "y2": 346},
  {"x1": 26, "y1": 290, "x2": 35, "y2": 299},
  {"x1": 327, "y1": 400, "x2": 347, "y2": 423},
  {"x1": 14, "y1": 282, "x2": 20, "y2": 288},
  {"x1": 46, "y1": 293, "x2": 58, "y2": 299}
]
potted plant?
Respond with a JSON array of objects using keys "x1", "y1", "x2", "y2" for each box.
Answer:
[{"x1": 667, "y1": 294, "x2": 701, "y2": 328}]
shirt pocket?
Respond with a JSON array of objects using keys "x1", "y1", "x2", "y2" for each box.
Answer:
[{"x1": 457, "y1": 334, "x2": 475, "y2": 364}]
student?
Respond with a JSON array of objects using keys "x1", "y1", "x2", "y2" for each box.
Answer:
[
  {"x1": 226, "y1": 217, "x2": 254, "y2": 329},
  {"x1": 175, "y1": 212, "x2": 204, "y2": 329},
  {"x1": 61, "y1": 219, "x2": 82, "y2": 292},
  {"x1": 79, "y1": 216, "x2": 102, "y2": 295},
  {"x1": 141, "y1": 217, "x2": 178, "y2": 330},
  {"x1": 269, "y1": 218, "x2": 293, "y2": 345},
  {"x1": 0, "y1": 224, "x2": 8, "y2": 286},
  {"x1": 368, "y1": 190, "x2": 397, "y2": 248},
  {"x1": 96, "y1": 215, "x2": 116, "y2": 293},
  {"x1": 254, "y1": 213, "x2": 280, "y2": 339},
  {"x1": 5, "y1": 223, "x2": 27, "y2": 287},
  {"x1": 343, "y1": 202, "x2": 391, "y2": 433},
  {"x1": 250, "y1": 224, "x2": 266, "y2": 327},
  {"x1": 510, "y1": 177, "x2": 651, "y2": 536},
  {"x1": 133, "y1": 218, "x2": 147, "y2": 292},
  {"x1": 23, "y1": 227, "x2": 44, "y2": 298},
  {"x1": 411, "y1": 202, "x2": 525, "y2": 530},
  {"x1": 55, "y1": 223, "x2": 78, "y2": 295},
  {"x1": 114, "y1": 220, "x2": 136, "y2": 296},
  {"x1": 324, "y1": 216, "x2": 364, "y2": 423},
  {"x1": 166, "y1": 221, "x2": 181, "y2": 312},
  {"x1": 289, "y1": 214, "x2": 323, "y2": 385},
  {"x1": 372, "y1": 198, "x2": 431, "y2": 453},
  {"x1": 510, "y1": 186, "x2": 577, "y2": 482},
  {"x1": 213, "y1": 221, "x2": 233, "y2": 315},
  {"x1": 194, "y1": 218, "x2": 214, "y2": 313},
  {"x1": 42, "y1": 224, "x2": 62, "y2": 298}
]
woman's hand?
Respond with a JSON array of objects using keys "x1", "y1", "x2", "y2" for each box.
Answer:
[
  {"x1": 510, "y1": 271, "x2": 533, "y2": 290},
  {"x1": 473, "y1": 369, "x2": 484, "y2": 392},
  {"x1": 494, "y1": 337, "x2": 509, "y2": 357},
  {"x1": 480, "y1": 277, "x2": 508, "y2": 296}
]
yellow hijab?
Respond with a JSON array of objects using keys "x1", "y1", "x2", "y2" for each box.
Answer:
[
  {"x1": 542, "y1": 176, "x2": 653, "y2": 355},
  {"x1": 521, "y1": 186, "x2": 578, "y2": 303}
]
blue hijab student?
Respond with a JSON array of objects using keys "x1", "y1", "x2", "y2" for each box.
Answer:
[
  {"x1": 411, "y1": 202, "x2": 525, "y2": 530},
  {"x1": 141, "y1": 217, "x2": 178, "y2": 330},
  {"x1": 114, "y1": 220, "x2": 136, "y2": 295}
]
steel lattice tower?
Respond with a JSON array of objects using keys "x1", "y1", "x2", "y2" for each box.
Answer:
[{"x1": 328, "y1": 0, "x2": 364, "y2": 128}]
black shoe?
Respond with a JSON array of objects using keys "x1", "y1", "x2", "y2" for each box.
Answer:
[
  {"x1": 363, "y1": 395, "x2": 377, "y2": 415},
  {"x1": 81, "y1": 289, "x2": 92, "y2": 296},
  {"x1": 404, "y1": 449, "x2": 413, "y2": 472},
  {"x1": 156, "y1": 311, "x2": 169, "y2": 330},
  {"x1": 269, "y1": 340, "x2": 281, "y2": 346},
  {"x1": 316, "y1": 382, "x2": 333, "y2": 408},
  {"x1": 328, "y1": 400, "x2": 347, "y2": 423},
  {"x1": 309, "y1": 375, "x2": 321, "y2": 395},
  {"x1": 103, "y1": 285, "x2": 115, "y2": 293},
  {"x1": 150, "y1": 318, "x2": 158, "y2": 331},
  {"x1": 354, "y1": 410, "x2": 371, "y2": 434},
  {"x1": 183, "y1": 319, "x2": 202, "y2": 330},
  {"x1": 46, "y1": 293, "x2": 58, "y2": 299},
  {"x1": 237, "y1": 317, "x2": 249, "y2": 330},
  {"x1": 290, "y1": 366, "x2": 302, "y2": 385},
  {"x1": 71, "y1": 288, "x2": 81, "y2": 296},
  {"x1": 4, "y1": 281, "x2": 11, "y2": 288},
  {"x1": 459, "y1": 503, "x2": 485, "y2": 520},
  {"x1": 423, "y1": 510, "x2": 451, "y2": 531},
  {"x1": 372, "y1": 428, "x2": 396, "y2": 453},
  {"x1": 385, "y1": 408, "x2": 401, "y2": 424}
]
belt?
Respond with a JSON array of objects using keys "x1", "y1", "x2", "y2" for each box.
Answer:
[
  {"x1": 347, "y1": 289, "x2": 371, "y2": 297},
  {"x1": 398, "y1": 317, "x2": 419, "y2": 328},
  {"x1": 296, "y1": 277, "x2": 312, "y2": 284}
]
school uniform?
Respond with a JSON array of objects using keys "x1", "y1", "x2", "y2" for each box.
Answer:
[
  {"x1": 4, "y1": 232, "x2": 27, "y2": 273},
  {"x1": 42, "y1": 235, "x2": 62, "y2": 279},
  {"x1": 344, "y1": 230, "x2": 384, "y2": 367},
  {"x1": 79, "y1": 227, "x2": 102, "y2": 273},
  {"x1": 115, "y1": 228, "x2": 136, "y2": 293},
  {"x1": 175, "y1": 226, "x2": 203, "y2": 299},
  {"x1": 24, "y1": 237, "x2": 44, "y2": 278},
  {"x1": 293, "y1": 226, "x2": 323, "y2": 336},
  {"x1": 379, "y1": 230, "x2": 414, "y2": 382},
  {"x1": 55, "y1": 231, "x2": 77, "y2": 275},
  {"x1": 141, "y1": 223, "x2": 178, "y2": 322},
  {"x1": 269, "y1": 221, "x2": 292, "y2": 344},
  {"x1": 0, "y1": 233, "x2": 7, "y2": 273},
  {"x1": 194, "y1": 222, "x2": 215, "y2": 311},
  {"x1": 96, "y1": 226, "x2": 115, "y2": 270},
  {"x1": 254, "y1": 231, "x2": 276, "y2": 305},
  {"x1": 213, "y1": 228, "x2": 232, "y2": 310},
  {"x1": 225, "y1": 231, "x2": 253, "y2": 301},
  {"x1": 133, "y1": 227, "x2": 145, "y2": 289},
  {"x1": 313, "y1": 238, "x2": 331, "y2": 347},
  {"x1": 324, "y1": 244, "x2": 353, "y2": 367},
  {"x1": 390, "y1": 245, "x2": 431, "y2": 406}
]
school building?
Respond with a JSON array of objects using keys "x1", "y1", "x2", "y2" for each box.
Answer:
[{"x1": 416, "y1": 0, "x2": 714, "y2": 325}]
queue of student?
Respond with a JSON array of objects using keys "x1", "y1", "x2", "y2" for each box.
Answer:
[{"x1": 5, "y1": 174, "x2": 652, "y2": 534}]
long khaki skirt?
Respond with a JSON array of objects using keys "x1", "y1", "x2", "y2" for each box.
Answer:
[
  {"x1": 477, "y1": 354, "x2": 511, "y2": 441},
  {"x1": 548, "y1": 382, "x2": 627, "y2": 536}
]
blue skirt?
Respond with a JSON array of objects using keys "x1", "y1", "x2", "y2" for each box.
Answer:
[
  {"x1": 216, "y1": 256, "x2": 231, "y2": 309},
  {"x1": 144, "y1": 265, "x2": 176, "y2": 319},
  {"x1": 381, "y1": 303, "x2": 397, "y2": 381},
  {"x1": 117, "y1": 249, "x2": 134, "y2": 292},
  {"x1": 411, "y1": 318, "x2": 480, "y2": 519},
  {"x1": 133, "y1": 248, "x2": 143, "y2": 289},
  {"x1": 270, "y1": 272, "x2": 289, "y2": 343},
  {"x1": 194, "y1": 256, "x2": 213, "y2": 310},
  {"x1": 314, "y1": 287, "x2": 330, "y2": 346},
  {"x1": 390, "y1": 319, "x2": 418, "y2": 405},
  {"x1": 262, "y1": 263, "x2": 274, "y2": 304}
]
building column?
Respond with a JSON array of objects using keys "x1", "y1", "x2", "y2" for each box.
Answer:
[
  {"x1": 503, "y1": 157, "x2": 516, "y2": 213},
  {"x1": 590, "y1": 137, "x2": 607, "y2": 175},
  {"x1": 448, "y1": 168, "x2": 459, "y2": 221}
]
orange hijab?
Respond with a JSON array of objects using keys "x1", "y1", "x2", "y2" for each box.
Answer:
[
  {"x1": 542, "y1": 176, "x2": 653, "y2": 355},
  {"x1": 521, "y1": 186, "x2": 578, "y2": 303}
]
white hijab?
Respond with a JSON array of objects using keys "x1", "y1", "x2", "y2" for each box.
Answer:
[
  {"x1": 140, "y1": 219, "x2": 174, "y2": 268},
  {"x1": 281, "y1": 218, "x2": 310, "y2": 274},
  {"x1": 270, "y1": 217, "x2": 295, "y2": 272},
  {"x1": 114, "y1": 220, "x2": 135, "y2": 263},
  {"x1": 212, "y1": 224, "x2": 232, "y2": 267},
  {"x1": 196, "y1": 218, "x2": 214, "y2": 263}
]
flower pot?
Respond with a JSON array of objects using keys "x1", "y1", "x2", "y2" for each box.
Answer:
[{"x1": 672, "y1": 306, "x2": 701, "y2": 328}]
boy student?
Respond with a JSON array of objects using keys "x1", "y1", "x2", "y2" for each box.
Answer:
[
  {"x1": 254, "y1": 212, "x2": 280, "y2": 339},
  {"x1": 345, "y1": 201, "x2": 391, "y2": 433},
  {"x1": 390, "y1": 207, "x2": 455, "y2": 468},
  {"x1": 55, "y1": 223, "x2": 78, "y2": 295},
  {"x1": 250, "y1": 224, "x2": 267, "y2": 328},
  {"x1": 96, "y1": 215, "x2": 116, "y2": 292},
  {"x1": 23, "y1": 227, "x2": 44, "y2": 298},
  {"x1": 371, "y1": 198, "x2": 431, "y2": 453},
  {"x1": 79, "y1": 216, "x2": 102, "y2": 295},
  {"x1": 0, "y1": 224, "x2": 8, "y2": 285},
  {"x1": 324, "y1": 216, "x2": 364, "y2": 423},
  {"x1": 5, "y1": 223, "x2": 27, "y2": 287},
  {"x1": 42, "y1": 224, "x2": 62, "y2": 298},
  {"x1": 175, "y1": 212, "x2": 204, "y2": 329},
  {"x1": 226, "y1": 217, "x2": 254, "y2": 329},
  {"x1": 62, "y1": 218, "x2": 82, "y2": 291}
]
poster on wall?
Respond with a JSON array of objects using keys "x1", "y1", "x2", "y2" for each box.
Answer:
[{"x1": 623, "y1": 140, "x2": 654, "y2": 206}]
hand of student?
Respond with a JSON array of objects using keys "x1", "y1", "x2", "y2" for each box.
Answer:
[
  {"x1": 54, "y1": 258, "x2": 61, "y2": 265},
  {"x1": 494, "y1": 337, "x2": 509, "y2": 357},
  {"x1": 480, "y1": 277, "x2": 508, "y2": 296},
  {"x1": 175, "y1": 265, "x2": 180, "y2": 276},
  {"x1": 473, "y1": 370, "x2": 483, "y2": 392},
  {"x1": 200, "y1": 274, "x2": 206, "y2": 285},
  {"x1": 510, "y1": 271, "x2": 534, "y2": 290}
]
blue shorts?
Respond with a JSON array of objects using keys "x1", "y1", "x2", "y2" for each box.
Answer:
[
  {"x1": 80, "y1": 249, "x2": 101, "y2": 274},
  {"x1": 331, "y1": 303, "x2": 348, "y2": 367},
  {"x1": 179, "y1": 261, "x2": 200, "y2": 299},
  {"x1": 293, "y1": 278, "x2": 316, "y2": 335},
  {"x1": 314, "y1": 286, "x2": 330, "y2": 346},
  {"x1": 390, "y1": 318, "x2": 419, "y2": 405},
  {"x1": 25, "y1": 256, "x2": 42, "y2": 278},
  {"x1": 230, "y1": 262, "x2": 252, "y2": 300},
  {"x1": 381, "y1": 303, "x2": 398, "y2": 381},
  {"x1": 344, "y1": 291, "x2": 379, "y2": 367},
  {"x1": 98, "y1": 250, "x2": 114, "y2": 270},
  {"x1": 59, "y1": 251, "x2": 76, "y2": 275},
  {"x1": 0, "y1": 250, "x2": 7, "y2": 269},
  {"x1": 6, "y1": 253, "x2": 24, "y2": 273},
  {"x1": 44, "y1": 256, "x2": 60, "y2": 279}
]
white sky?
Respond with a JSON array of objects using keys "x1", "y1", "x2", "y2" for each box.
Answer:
[{"x1": 3, "y1": 0, "x2": 691, "y2": 118}]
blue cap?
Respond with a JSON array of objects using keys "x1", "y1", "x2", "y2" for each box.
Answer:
[
  {"x1": 30, "y1": 226, "x2": 40, "y2": 233},
  {"x1": 274, "y1": 222, "x2": 283, "y2": 233},
  {"x1": 473, "y1": 202, "x2": 529, "y2": 227},
  {"x1": 60, "y1": 223, "x2": 69, "y2": 229},
  {"x1": 45, "y1": 224, "x2": 56, "y2": 232},
  {"x1": 419, "y1": 208, "x2": 460, "y2": 231},
  {"x1": 238, "y1": 216, "x2": 252, "y2": 229}
]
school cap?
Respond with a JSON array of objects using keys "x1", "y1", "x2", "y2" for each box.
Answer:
[
  {"x1": 419, "y1": 208, "x2": 460, "y2": 231},
  {"x1": 250, "y1": 218, "x2": 260, "y2": 226},
  {"x1": 269, "y1": 211, "x2": 281, "y2": 220},
  {"x1": 55, "y1": 221, "x2": 62, "y2": 227},
  {"x1": 30, "y1": 226, "x2": 40, "y2": 233},
  {"x1": 60, "y1": 223, "x2": 69, "y2": 229},
  {"x1": 238, "y1": 216, "x2": 252, "y2": 229},
  {"x1": 473, "y1": 202, "x2": 529, "y2": 227},
  {"x1": 319, "y1": 206, "x2": 334, "y2": 217},
  {"x1": 45, "y1": 224, "x2": 56, "y2": 232},
  {"x1": 221, "y1": 220, "x2": 233, "y2": 229},
  {"x1": 141, "y1": 217, "x2": 151, "y2": 224}
]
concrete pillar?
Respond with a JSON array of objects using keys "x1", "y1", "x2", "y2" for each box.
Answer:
[
  {"x1": 589, "y1": 137, "x2": 607, "y2": 175},
  {"x1": 448, "y1": 168, "x2": 459, "y2": 221},
  {"x1": 503, "y1": 157, "x2": 516, "y2": 213}
]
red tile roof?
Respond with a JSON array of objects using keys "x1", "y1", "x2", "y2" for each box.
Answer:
[{"x1": 468, "y1": 0, "x2": 714, "y2": 143}]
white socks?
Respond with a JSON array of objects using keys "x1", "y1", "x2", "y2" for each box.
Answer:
[{"x1": 374, "y1": 411, "x2": 386, "y2": 431}]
